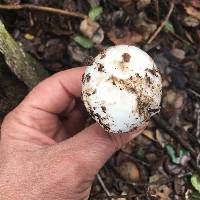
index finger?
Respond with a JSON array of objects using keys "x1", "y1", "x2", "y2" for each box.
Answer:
[{"x1": 21, "y1": 67, "x2": 85, "y2": 114}]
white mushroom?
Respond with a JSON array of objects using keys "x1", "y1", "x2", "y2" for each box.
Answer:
[{"x1": 82, "y1": 45, "x2": 162, "y2": 133}]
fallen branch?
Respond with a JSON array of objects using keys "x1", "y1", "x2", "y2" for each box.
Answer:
[
  {"x1": 0, "y1": 20, "x2": 49, "y2": 89},
  {"x1": 147, "y1": 0, "x2": 175, "y2": 44},
  {"x1": 0, "y1": 4, "x2": 87, "y2": 19}
]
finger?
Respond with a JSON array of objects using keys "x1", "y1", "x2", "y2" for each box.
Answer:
[
  {"x1": 21, "y1": 67, "x2": 85, "y2": 114},
  {"x1": 52, "y1": 123, "x2": 147, "y2": 176}
]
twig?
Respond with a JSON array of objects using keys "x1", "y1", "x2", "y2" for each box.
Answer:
[
  {"x1": 152, "y1": 115, "x2": 196, "y2": 157},
  {"x1": 97, "y1": 173, "x2": 112, "y2": 198},
  {"x1": 153, "y1": 0, "x2": 160, "y2": 22},
  {"x1": 147, "y1": 0, "x2": 175, "y2": 44},
  {"x1": 195, "y1": 103, "x2": 200, "y2": 141},
  {"x1": 187, "y1": 88, "x2": 200, "y2": 99},
  {"x1": 120, "y1": 150, "x2": 151, "y2": 167},
  {"x1": 170, "y1": 32, "x2": 193, "y2": 46},
  {"x1": 195, "y1": 103, "x2": 200, "y2": 138},
  {"x1": 0, "y1": 4, "x2": 87, "y2": 19},
  {"x1": 97, "y1": 174, "x2": 149, "y2": 199},
  {"x1": 197, "y1": 153, "x2": 200, "y2": 169},
  {"x1": 109, "y1": 193, "x2": 147, "y2": 199}
]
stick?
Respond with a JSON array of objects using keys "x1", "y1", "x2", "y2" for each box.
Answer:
[
  {"x1": 187, "y1": 88, "x2": 200, "y2": 99},
  {"x1": 197, "y1": 153, "x2": 200, "y2": 169},
  {"x1": 109, "y1": 193, "x2": 147, "y2": 199},
  {"x1": 195, "y1": 103, "x2": 200, "y2": 139},
  {"x1": 170, "y1": 32, "x2": 193, "y2": 46},
  {"x1": 0, "y1": 20, "x2": 49, "y2": 88},
  {"x1": 96, "y1": 173, "x2": 112, "y2": 198},
  {"x1": 147, "y1": 0, "x2": 175, "y2": 44},
  {"x1": 0, "y1": 4, "x2": 87, "y2": 19}
]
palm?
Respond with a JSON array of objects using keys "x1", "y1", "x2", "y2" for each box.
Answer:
[
  {"x1": 5, "y1": 100, "x2": 85, "y2": 148},
  {"x1": 2, "y1": 68, "x2": 85, "y2": 148}
]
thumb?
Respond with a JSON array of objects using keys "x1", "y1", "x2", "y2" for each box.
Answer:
[{"x1": 53, "y1": 123, "x2": 147, "y2": 176}]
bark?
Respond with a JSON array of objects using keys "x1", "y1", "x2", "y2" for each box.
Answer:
[{"x1": 0, "y1": 20, "x2": 49, "y2": 89}]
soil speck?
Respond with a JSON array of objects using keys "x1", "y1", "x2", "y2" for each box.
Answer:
[{"x1": 122, "y1": 53, "x2": 131, "y2": 62}]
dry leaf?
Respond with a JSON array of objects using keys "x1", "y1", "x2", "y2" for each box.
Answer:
[
  {"x1": 80, "y1": 18, "x2": 104, "y2": 44},
  {"x1": 171, "y1": 48, "x2": 186, "y2": 60},
  {"x1": 135, "y1": 12, "x2": 157, "y2": 40},
  {"x1": 149, "y1": 185, "x2": 172, "y2": 200},
  {"x1": 184, "y1": 6, "x2": 200, "y2": 21},
  {"x1": 163, "y1": 90, "x2": 177, "y2": 105},
  {"x1": 175, "y1": 93, "x2": 185, "y2": 109},
  {"x1": 183, "y1": 122, "x2": 193, "y2": 132},
  {"x1": 157, "y1": 185, "x2": 173, "y2": 200},
  {"x1": 143, "y1": 129, "x2": 155, "y2": 141},
  {"x1": 114, "y1": 192, "x2": 127, "y2": 200},
  {"x1": 107, "y1": 28, "x2": 142, "y2": 45},
  {"x1": 188, "y1": 0, "x2": 200, "y2": 9},
  {"x1": 137, "y1": 0, "x2": 151, "y2": 9},
  {"x1": 116, "y1": 161, "x2": 140, "y2": 182},
  {"x1": 156, "y1": 129, "x2": 166, "y2": 147},
  {"x1": 183, "y1": 16, "x2": 200, "y2": 27}
]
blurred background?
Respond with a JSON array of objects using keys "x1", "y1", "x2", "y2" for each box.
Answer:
[{"x1": 0, "y1": 0, "x2": 200, "y2": 199}]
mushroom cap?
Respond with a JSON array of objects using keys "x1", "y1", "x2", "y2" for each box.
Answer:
[{"x1": 82, "y1": 45, "x2": 162, "y2": 133}]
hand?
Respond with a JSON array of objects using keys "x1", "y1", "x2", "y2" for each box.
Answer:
[{"x1": 0, "y1": 67, "x2": 146, "y2": 200}]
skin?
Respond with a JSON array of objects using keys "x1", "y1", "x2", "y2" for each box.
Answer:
[{"x1": 0, "y1": 67, "x2": 146, "y2": 200}]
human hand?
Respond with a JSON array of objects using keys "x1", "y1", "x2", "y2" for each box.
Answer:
[{"x1": 0, "y1": 67, "x2": 146, "y2": 200}]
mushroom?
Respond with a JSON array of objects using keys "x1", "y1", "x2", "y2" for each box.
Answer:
[{"x1": 82, "y1": 45, "x2": 162, "y2": 133}]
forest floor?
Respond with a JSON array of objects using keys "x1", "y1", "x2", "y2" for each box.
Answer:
[{"x1": 0, "y1": 0, "x2": 200, "y2": 199}]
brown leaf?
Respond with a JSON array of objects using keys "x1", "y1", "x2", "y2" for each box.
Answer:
[
  {"x1": 149, "y1": 185, "x2": 173, "y2": 200},
  {"x1": 187, "y1": 0, "x2": 200, "y2": 9},
  {"x1": 116, "y1": 161, "x2": 140, "y2": 182},
  {"x1": 134, "y1": 12, "x2": 157, "y2": 40},
  {"x1": 80, "y1": 18, "x2": 104, "y2": 44},
  {"x1": 143, "y1": 129, "x2": 155, "y2": 141},
  {"x1": 155, "y1": 129, "x2": 166, "y2": 147},
  {"x1": 157, "y1": 185, "x2": 173, "y2": 200},
  {"x1": 171, "y1": 48, "x2": 186, "y2": 60},
  {"x1": 163, "y1": 89, "x2": 177, "y2": 106},
  {"x1": 109, "y1": 0, "x2": 137, "y2": 16},
  {"x1": 137, "y1": 0, "x2": 151, "y2": 10},
  {"x1": 184, "y1": 6, "x2": 200, "y2": 20},
  {"x1": 107, "y1": 28, "x2": 142, "y2": 45},
  {"x1": 183, "y1": 16, "x2": 200, "y2": 27},
  {"x1": 67, "y1": 41, "x2": 89, "y2": 63}
]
